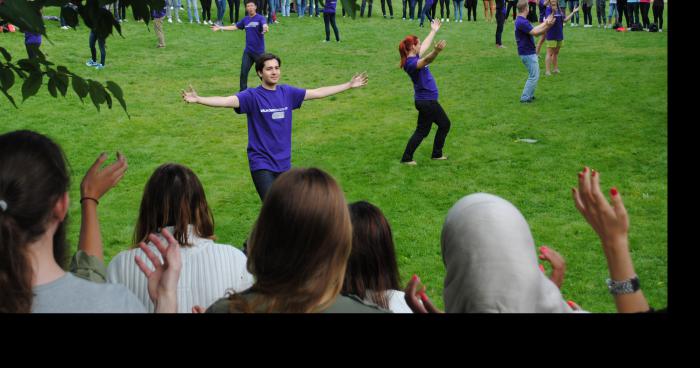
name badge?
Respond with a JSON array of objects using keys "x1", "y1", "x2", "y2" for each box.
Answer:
[{"x1": 272, "y1": 111, "x2": 285, "y2": 120}]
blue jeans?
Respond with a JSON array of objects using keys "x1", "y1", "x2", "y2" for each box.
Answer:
[
  {"x1": 419, "y1": 1, "x2": 432, "y2": 24},
  {"x1": 268, "y1": 0, "x2": 279, "y2": 21},
  {"x1": 453, "y1": 0, "x2": 462, "y2": 21},
  {"x1": 240, "y1": 51, "x2": 261, "y2": 92},
  {"x1": 520, "y1": 54, "x2": 539, "y2": 102},
  {"x1": 215, "y1": 0, "x2": 226, "y2": 23},
  {"x1": 298, "y1": 0, "x2": 306, "y2": 16},
  {"x1": 568, "y1": 0, "x2": 579, "y2": 24},
  {"x1": 282, "y1": 0, "x2": 290, "y2": 15},
  {"x1": 89, "y1": 31, "x2": 106, "y2": 65},
  {"x1": 251, "y1": 169, "x2": 283, "y2": 201},
  {"x1": 186, "y1": 0, "x2": 201, "y2": 22},
  {"x1": 607, "y1": 2, "x2": 617, "y2": 22},
  {"x1": 168, "y1": 0, "x2": 182, "y2": 20}
]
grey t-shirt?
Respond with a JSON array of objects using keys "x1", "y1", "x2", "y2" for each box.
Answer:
[{"x1": 32, "y1": 273, "x2": 147, "y2": 313}]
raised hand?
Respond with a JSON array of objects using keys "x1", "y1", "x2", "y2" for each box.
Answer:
[
  {"x1": 539, "y1": 245, "x2": 566, "y2": 289},
  {"x1": 434, "y1": 40, "x2": 447, "y2": 52},
  {"x1": 135, "y1": 228, "x2": 182, "y2": 313},
  {"x1": 80, "y1": 152, "x2": 128, "y2": 201},
  {"x1": 182, "y1": 85, "x2": 199, "y2": 103},
  {"x1": 430, "y1": 18, "x2": 442, "y2": 32},
  {"x1": 404, "y1": 274, "x2": 443, "y2": 313},
  {"x1": 349, "y1": 72, "x2": 368, "y2": 88}
]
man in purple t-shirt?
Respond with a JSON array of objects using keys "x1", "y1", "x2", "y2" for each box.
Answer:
[
  {"x1": 182, "y1": 53, "x2": 368, "y2": 200},
  {"x1": 514, "y1": 0, "x2": 554, "y2": 103},
  {"x1": 212, "y1": 0, "x2": 269, "y2": 92}
]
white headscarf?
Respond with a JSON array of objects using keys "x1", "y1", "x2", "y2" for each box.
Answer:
[{"x1": 441, "y1": 193, "x2": 574, "y2": 313}]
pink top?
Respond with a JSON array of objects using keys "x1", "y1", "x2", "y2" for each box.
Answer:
[{"x1": 640, "y1": 0, "x2": 651, "y2": 3}]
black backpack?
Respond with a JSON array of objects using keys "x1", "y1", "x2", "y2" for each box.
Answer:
[
  {"x1": 648, "y1": 23, "x2": 658, "y2": 32},
  {"x1": 630, "y1": 23, "x2": 643, "y2": 31}
]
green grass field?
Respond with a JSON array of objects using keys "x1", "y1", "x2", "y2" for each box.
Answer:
[{"x1": 1, "y1": 3, "x2": 667, "y2": 312}]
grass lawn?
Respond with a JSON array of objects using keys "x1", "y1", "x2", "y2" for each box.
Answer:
[{"x1": 0, "y1": 2, "x2": 667, "y2": 312}]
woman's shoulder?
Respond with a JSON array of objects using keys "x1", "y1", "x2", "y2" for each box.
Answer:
[{"x1": 326, "y1": 294, "x2": 391, "y2": 313}]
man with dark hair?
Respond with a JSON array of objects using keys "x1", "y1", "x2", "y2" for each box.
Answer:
[
  {"x1": 181, "y1": 53, "x2": 368, "y2": 200},
  {"x1": 514, "y1": 0, "x2": 554, "y2": 103},
  {"x1": 212, "y1": 0, "x2": 269, "y2": 91}
]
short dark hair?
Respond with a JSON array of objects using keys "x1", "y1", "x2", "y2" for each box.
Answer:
[
  {"x1": 255, "y1": 53, "x2": 281, "y2": 79},
  {"x1": 245, "y1": 0, "x2": 256, "y2": 5}
]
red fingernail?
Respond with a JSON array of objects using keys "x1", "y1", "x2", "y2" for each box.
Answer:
[
  {"x1": 578, "y1": 173, "x2": 583, "y2": 179},
  {"x1": 583, "y1": 167, "x2": 588, "y2": 172},
  {"x1": 611, "y1": 187, "x2": 618, "y2": 196},
  {"x1": 539, "y1": 264, "x2": 545, "y2": 273},
  {"x1": 419, "y1": 291, "x2": 429, "y2": 302},
  {"x1": 592, "y1": 170, "x2": 597, "y2": 177},
  {"x1": 412, "y1": 274, "x2": 418, "y2": 281},
  {"x1": 567, "y1": 300, "x2": 576, "y2": 308}
]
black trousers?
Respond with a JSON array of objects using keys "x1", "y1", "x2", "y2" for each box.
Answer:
[
  {"x1": 652, "y1": 3, "x2": 663, "y2": 30},
  {"x1": 26, "y1": 44, "x2": 41, "y2": 59},
  {"x1": 439, "y1": 0, "x2": 449, "y2": 18},
  {"x1": 201, "y1": 0, "x2": 212, "y2": 20},
  {"x1": 627, "y1": 3, "x2": 639, "y2": 25},
  {"x1": 251, "y1": 169, "x2": 282, "y2": 201},
  {"x1": 401, "y1": 100, "x2": 451, "y2": 162},
  {"x1": 582, "y1": 3, "x2": 592, "y2": 25},
  {"x1": 466, "y1": 0, "x2": 477, "y2": 20},
  {"x1": 324, "y1": 13, "x2": 340, "y2": 41},
  {"x1": 640, "y1": 2, "x2": 650, "y2": 28},
  {"x1": 228, "y1": 0, "x2": 240, "y2": 23},
  {"x1": 527, "y1": 3, "x2": 537, "y2": 22},
  {"x1": 617, "y1": 0, "x2": 628, "y2": 26},
  {"x1": 240, "y1": 51, "x2": 261, "y2": 92},
  {"x1": 495, "y1": 6, "x2": 505, "y2": 45},
  {"x1": 506, "y1": 0, "x2": 516, "y2": 20},
  {"x1": 381, "y1": 0, "x2": 394, "y2": 16}
]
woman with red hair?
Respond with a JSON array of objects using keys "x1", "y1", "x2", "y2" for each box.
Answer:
[{"x1": 398, "y1": 19, "x2": 451, "y2": 166}]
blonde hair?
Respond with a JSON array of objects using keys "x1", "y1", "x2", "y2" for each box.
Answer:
[{"x1": 517, "y1": 0, "x2": 529, "y2": 12}]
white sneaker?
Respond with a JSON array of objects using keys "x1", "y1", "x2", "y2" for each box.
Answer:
[
  {"x1": 86, "y1": 59, "x2": 97, "y2": 67},
  {"x1": 446, "y1": 18, "x2": 450, "y2": 22},
  {"x1": 177, "y1": 18, "x2": 182, "y2": 23},
  {"x1": 459, "y1": 19, "x2": 463, "y2": 23},
  {"x1": 168, "y1": 18, "x2": 173, "y2": 23}
]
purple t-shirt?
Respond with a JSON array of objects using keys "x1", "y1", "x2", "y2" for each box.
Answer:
[
  {"x1": 324, "y1": 0, "x2": 337, "y2": 13},
  {"x1": 25, "y1": 31, "x2": 42, "y2": 45},
  {"x1": 538, "y1": 0, "x2": 547, "y2": 22},
  {"x1": 234, "y1": 84, "x2": 307, "y2": 172},
  {"x1": 152, "y1": 6, "x2": 167, "y2": 19},
  {"x1": 236, "y1": 14, "x2": 267, "y2": 55},
  {"x1": 545, "y1": 7, "x2": 564, "y2": 41},
  {"x1": 403, "y1": 55, "x2": 439, "y2": 101},
  {"x1": 515, "y1": 16, "x2": 536, "y2": 56}
]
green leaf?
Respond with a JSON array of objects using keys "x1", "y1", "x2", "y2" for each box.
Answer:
[
  {"x1": 0, "y1": 65, "x2": 15, "y2": 91},
  {"x1": 57, "y1": 66, "x2": 69, "y2": 74},
  {"x1": 21, "y1": 72, "x2": 43, "y2": 102},
  {"x1": 0, "y1": 47, "x2": 11, "y2": 62},
  {"x1": 104, "y1": 90, "x2": 112, "y2": 108},
  {"x1": 55, "y1": 71, "x2": 69, "y2": 96},
  {"x1": 106, "y1": 80, "x2": 129, "y2": 116},
  {"x1": 88, "y1": 79, "x2": 106, "y2": 110},
  {"x1": 18, "y1": 59, "x2": 41, "y2": 74},
  {"x1": 48, "y1": 77, "x2": 58, "y2": 98},
  {"x1": 72, "y1": 75, "x2": 89, "y2": 101}
]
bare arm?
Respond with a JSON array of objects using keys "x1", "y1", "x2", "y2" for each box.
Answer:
[
  {"x1": 416, "y1": 40, "x2": 446, "y2": 69},
  {"x1": 419, "y1": 19, "x2": 442, "y2": 56},
  {"x1": 304, "y1": 72, "x2": 368, "y2": 100},
  {"x1": 530, "y1": 13, "x2": 556, "y2": 36},
  {"x1": 78, "y1": 152, "x2": 128, "y2": 263},
  {"x1": 182, "y1": 85, "x2": 240, "y2": 108},
  {"x1": 211, "y1": 24, "x2": 239, "y2": 31},
  {"x1": 564, "y1": 6, "x2": 579, "y2": 22}
]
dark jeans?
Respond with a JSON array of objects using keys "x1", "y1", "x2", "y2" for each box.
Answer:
[
  {"x1": 228, "y1": 0, "x2": 240, "y2": 22},
  {"x1": 89, "y1": 31, "x2": 106, "y2": 65},
  {"x1": 439, "y1": 0, "x2": 449, "y2": 18},
  {"x1": 419, "y1": 1, "x2": 434, "y2": 25},
  {"x1": 251, "y1": 169, "x2": 283, "y2": 201},
  {"x1": 495, "y1": 6, "x2": 505, "y2": 45},
  {"x1": 617, "y1": 0, "x2": 628, "y2": 26},
  {"x1": 381, "y1": 0, "x2": 394, "y2": 16},
  {"x1": 324, "y1": 13, "x2": 340, "y2": 40},
  {"x1": 240, "y1": 51, "x2": 261, "y2": 92},
  {"x1": 401, "y1": 100, "x2": 451, "y2": 162},
  {"x1": 640, "y1": 2, "x2": 650, "y2": 28},
  {"x1": 361, "y1": 0, "x2": 373, "y2": 17},
  {"x1": 466, "y1": 0, "x2": 477, "y2": 20},
  {"x1": 652, "y1": 3, "x2": 663, "y2": 29},
  {"x1": 26, "y1": 44, "x2": 41, "y2": 59},
  {"x1": 596, "y1": 0, "x2": 605, "y2": 24},
  {"x1": 582, "y1": 3, "x2": 592, "y2": 25},
  {"x1": 409, "y1": 0, "x2": 423, "y2": 19},
  {"x1": 627, "y1": 3, "x2": 639, "y2": 25},
  {"x1": 527, "y1": 2, "x2": 537, "y2": 22},
  {"x1": 201, "y1": 0, "x2": 212, "y2": 20},
  {"x1": 506, "y1": 0, "x2": 516, "y2": 20},
  {"x1": 567, "y1": 0, "x2": 579, "y2": 23}
]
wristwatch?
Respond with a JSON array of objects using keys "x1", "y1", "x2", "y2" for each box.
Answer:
[{"x1": 606, "y1": 275, "x2": 641, "y2": 295}]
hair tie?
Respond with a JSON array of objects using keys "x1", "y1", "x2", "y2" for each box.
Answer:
[{"x1": 0, "y1": 200, "x2": 7, "y2": 212}]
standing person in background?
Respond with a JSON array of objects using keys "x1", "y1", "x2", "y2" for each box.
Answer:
[
  {"x1": 617, "y1": 0, "x2": 629, "y2": 28},
  {"x1": 323, "y1": 0, "x2": 340, "y2": 42},
  {"x1": 506, "y1": 0, "x2": 518, "y2": 21},
  {"x1": 639, "y1": 0, "x2": 650, "y2": 29},
  {"x1": 214, "y1": 0, "x2": 226, "y2": 25},
  {"x1": 268, "y1": 0, "x2": 279, "y2": 22},
  {"x1": 201, "y1": 0, "x2": 213, "y2": 24},
  {"x1": 169, "y1": 0, "x2": 184, "y2": 23},
  {"x1": 419, "y1": 0, "x2": 435, "y2": 27},
  {"x1": 398, "y1": 20, "x2": 451, "y2": 165},
  {"x1": 606, "y1": 0, "x2": 617, "y2": 28},
  {"x1": 453, "y1": 0, "x2": 463, "y2": 22},
  {"x1": 281, "y1": 0, "x2": 290, "y2": 16},
  {"x1": 567, "y1": 0, "x2": 579, "y2": 26},
  {"x1": 212, "y1": 0, "x2": 268, "y2": 92},
  {"x1": 24, "y1": 30, "x2": 42, "y2": 59},
  {"x1": 466, "y1": 0, "x2": 477, "y2": 21},
  {"x1": 483, "y1": 0, "x2": 495, "y2": 22},
  {"x1": 595, "y1": 0, "x2": 605, "y2": 27},
  {"x1": 495, "y1": 0, "x2": 506, "y2": 48},
  {"x1": 534, "y1": 0, "x2": 547, "y2": 55},
  {"x1": 228, "y1": 0, "x2": 241, "y2": 23},
  {"x1": 186, "y1": 0, "x2": 201, "y2": 23},
  {"x1": 581, "y1": 0, "x2": 592, "y2": 27},
  {"x1": 153, "y1": 3, "x2": 167, "y2": 48},
  {"x1": 651, "y1": 0, "x2": 663, "y2": 32},
  {"x1": 515, "y1": 0, "x2": 555, "y2": 103},
  {"x1": 439, "y1": 0, "x2": 450, "y2": 21},
  {"x1": 544, "y1": 0, "x2": 579, "y2": 75},
  {"x1": 527, "y1": 0, "x2": 537, "y2": 22},
  {"x1": 361, "y1": 0, "x2": 374, "y2": 17},
  {"x1": 86, "y1": 30, "x2": 107, "y2": 70},
  {"x1": 627, "y1": 0, "x2": 639, "y2": 28},
  {"x1": 381, "y1": 0, "x2": 395, "y2": 18}
]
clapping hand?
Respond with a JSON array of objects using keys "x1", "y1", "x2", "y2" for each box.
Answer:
[
  {"x1": 538, "y1": 245, "x2": 566, "y2": 289},
  {"x1": 80, "y1": 152, "x2": 128, "y2": 202},
  {"x1": 434, "y1": 40, "x2": 447, "y2": 52},
  {"x1": 135, "y1": 228, "x2": 182, "y2": 313}
]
